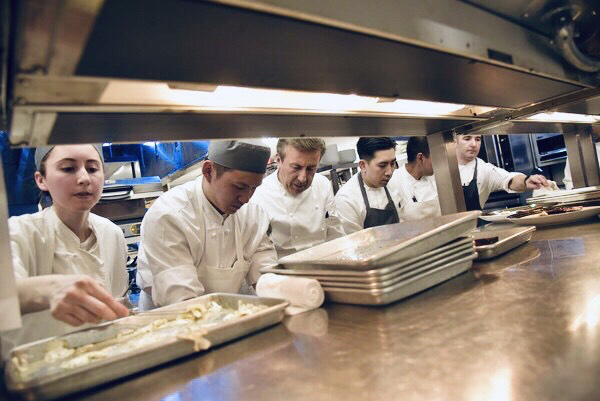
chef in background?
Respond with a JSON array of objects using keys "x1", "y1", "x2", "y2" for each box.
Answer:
[
  {"x1": 137, "y1": 140, "x2": 277, "y2": 310},
  {"x1": 2, "y1": 144, "x2": 129, "y2": 354},
  {"x1": 563, "y1": 131, "x2": 600, "y2": 190},
  {"x1": 334, "y1": 137, "x2": 402, "y2": 234},
  {"x1": 456, "y1": 134, "x2": 549, "y2": 210},
  {"x1": 391, "y1": 137, "x2": 441, "y2": 221},
  {"x1": 250, "y1": 138, "x2": 344, "y2": 259}
]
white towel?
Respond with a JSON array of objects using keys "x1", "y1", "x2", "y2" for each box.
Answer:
[
  {"x1": 532, "y1": 180, "x2": 559, "y2": 197},
  {"x1": 256, "y1": 273, "x2": 324, "y2": 315}
]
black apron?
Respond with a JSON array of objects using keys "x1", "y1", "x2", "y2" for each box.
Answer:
[
  {"x1": 358, "y1": 173, "x2": 400, "y2": 229},
  {"x1": 462, "y1": 159, "x2": 482, "y2": 211}
]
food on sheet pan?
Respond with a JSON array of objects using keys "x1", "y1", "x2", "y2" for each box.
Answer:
[
  {"x1": 510, "y1": 206, "x2": 583, "y2": 219},
  {"x1": 474, "y1": 237, "x2": 499, "y2": 246},
  {"x1": 10, "y1": 301, "x2": 267, "y2": 380}
]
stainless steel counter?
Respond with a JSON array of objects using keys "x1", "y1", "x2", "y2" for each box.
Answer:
[{"x1": 3, "y1": 220, "x2": 600, "y2": 401}]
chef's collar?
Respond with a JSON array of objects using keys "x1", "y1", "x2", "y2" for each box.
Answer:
[{"x1": 208, "y1": 140, "x2": 270, "y2": 174}]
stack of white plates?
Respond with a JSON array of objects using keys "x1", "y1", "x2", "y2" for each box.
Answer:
[
  {"x1": 262, "y1": 211, "x2": 480, "y2": 305},
  {"x1": 527, "y1": 186, "x2": 600, "y2": 205}
]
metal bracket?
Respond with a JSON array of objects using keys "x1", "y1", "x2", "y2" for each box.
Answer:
[
  {"x1": 427, "y1": 131, "x2": 466, "y2": 214},
  {"x1": 0, "y1": 151, "x2": 22, "y2": 331}
]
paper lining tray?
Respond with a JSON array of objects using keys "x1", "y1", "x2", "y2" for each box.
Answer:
[
  {"x1": 322, "y1": 254, "x2": 476, "y2": 305},
  {"x1": 262, "y1": 237, "x2": 474, "y2": 284},
  {"x1": 5, "y1": 294, "x2": 288, "y2": 401},
  {"x1": 278, "y1": 211, "x2": 480, "y2": 270},
  {"x1": 473, "y1": 226, "x2": 536, "y2": 260}
]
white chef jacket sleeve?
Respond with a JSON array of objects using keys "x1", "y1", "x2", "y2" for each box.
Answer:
[
  {"x1": 246, "y1": 231, "x2": 278, "y2": 286},
  {"x1": 324, "y1": 185, "x2": 346, "y2": 239},
  {"x1": 138, "y1": 211, "x2": 205, "y2": 307},
  {"x1": 8, "y1": 217, "x2": 38, "y2": 279},
  {"x1": 333, "y1": 192, "x2": 364, "y2": 235},
  {"x1": 483, "y1": 161, "x2": 523, "y2": 193}
]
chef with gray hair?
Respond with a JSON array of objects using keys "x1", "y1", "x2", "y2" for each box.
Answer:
[{"x1": 137, "y1": 140, "x2": 278, "y2": 310}]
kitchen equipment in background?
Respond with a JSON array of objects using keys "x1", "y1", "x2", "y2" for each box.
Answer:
[
  {"x1": 319, "y1": 144, "x2": 340, "y2": 167},
  {"x1": 104, "y1": 158, "x2": 142, "y2": 181},
  {"x1": 529, "y1": 134, "x2": 567, "y2": 167},
  {"x1": 337, "y1": 149, "x2": 356, "y2": 164}
]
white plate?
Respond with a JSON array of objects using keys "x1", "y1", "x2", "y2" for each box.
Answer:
[
  {"x1": 479, "y1": 211, "x2": 517, "y2": 222},
  {"x1": 507, "y1": 206, "x2": 600, "y2": 226}
]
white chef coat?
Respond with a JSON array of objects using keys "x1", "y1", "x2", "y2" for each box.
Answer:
[
  {"x1": 563, "y1": 143, "x2": 600, "y2": 190},
  {"x1": 136, "y1": 176, "x2": 277, "y2": 309},
  {"x1": 333, "y1": 172, "x2": 403, "y2": 234},
  {"x1": 2, "y1": 206, "x2": 128, "y2": 354},
  {"x1": 390, "y1": 164, "x2": 441, "y2": 221},
  {"x1": 250, "y1": 172, "x2": 345, "y2": 259},
  {"x1": 459, "y1": 157, "x2": 522, "y2": 209}
]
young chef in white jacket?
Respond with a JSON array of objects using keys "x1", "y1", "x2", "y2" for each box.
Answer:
[
  {"x1": 137, "y1": 140, "x2": 278, "y2": 310},
  {"x1": 250, "y1": 138, "x2": 344, "y2": 259},
  {"x1": 391, "y1": 137, "x2": 441, "y2": 221},
  {"x1": 456, "y1": 134, "x2": 549, "y2": 210},
  {"x1": 334, "y1": 137, "x2": 402, "y2": 234},
  {"x1": 2, "y1": 145, "x2": 129, "y2": 353}
]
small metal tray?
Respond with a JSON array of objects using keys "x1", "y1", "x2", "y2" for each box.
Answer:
[
  {"x1": 473, "y1": 226, "x2": 536, "y2": 260},
  {"x1": 263, "y1": 237, "x2": 473, "y2": 279},
  {"x1": 263, "y1": 238, "x2": 473, "y2": 284},
  {"x1": 318, "y1": 249, "x2": 475, "y2": 289},
  {"x1": 322, "y1": 254, "x2": 476, "y2": 305},
  {"x1": 6, "y1": 294, "x2": 288, "y2": 401},
  {"x1": 277, "y1": 211, "x2": 479, "y2": 270}
]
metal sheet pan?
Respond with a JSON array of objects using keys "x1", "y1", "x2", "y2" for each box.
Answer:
[
  {"x1": 474, "y1": 226, "x2": 536, "y2": 260},
  {"x1": 322, "y1": 254, "x2": 476, "y2": 305},
  {"x1": 5, "y1": 294, "x2": 288, "y2": 401},
  {"x1": 262, "y1": 238, "x2": 473, "y2": 284},
  {"x1": 277, "y1": 211, "x2": 479, "y2": 270},
  {"x1": 318, "y1": 250, "x2": 475, "y2": 289}
]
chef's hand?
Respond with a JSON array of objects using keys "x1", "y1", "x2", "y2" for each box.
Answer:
[
  {"x1": 48, "y1": 275, "x2": 129, "y2": 326},
  {"x1": 525, "y1": 174, "x2": 549, "y2": 190}
]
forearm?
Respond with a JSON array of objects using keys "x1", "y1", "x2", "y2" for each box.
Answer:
[
  {"x1": 16, "y1": 275, "x2": 60, "y2": 314},
  {"x1": 508, "y1": 174, "x2": 527, "y2": 192}
]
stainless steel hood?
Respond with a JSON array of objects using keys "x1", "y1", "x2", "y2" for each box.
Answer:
[{"x1": 2, "y1": 0, "x2": 599, "y2": 145}]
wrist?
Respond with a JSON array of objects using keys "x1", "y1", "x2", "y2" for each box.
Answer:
[{"x1": 523, "y1": 174, "x2": 531, "y2": 186}]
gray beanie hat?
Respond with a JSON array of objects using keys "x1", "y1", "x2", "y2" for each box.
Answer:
[
  {"x1": 208, "y1": 140, "x2": 271, "y2": 174},
  {"x1": 34, "y1": 144, "x2": 105, "y2": 171}
]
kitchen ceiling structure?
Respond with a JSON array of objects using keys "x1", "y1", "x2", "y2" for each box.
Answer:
[{"x1": 0, "y1": 0, "x2": 598, "y2": 146}]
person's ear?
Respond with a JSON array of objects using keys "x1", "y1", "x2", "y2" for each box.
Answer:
[
  {"x1": 201, "y1": 161, "x2": 214, "y2": 183},
  {"x1": 34, "y1": 171, "x2": 48, "y2": 192},
  {"x1": 275, "y1": 153, "x2": 282, "y2": 165},
  {"x1": 358, "y1": 159, "x2": 368, "y2": 172}
]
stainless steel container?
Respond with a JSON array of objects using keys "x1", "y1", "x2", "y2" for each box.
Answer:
[{"x1": 5, "y1": 294, "x2": 288, "y2": 401}]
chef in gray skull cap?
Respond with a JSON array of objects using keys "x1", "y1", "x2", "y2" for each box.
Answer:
[{"x1": 137, "y1": 140, "x2": 278, "y2": 309}]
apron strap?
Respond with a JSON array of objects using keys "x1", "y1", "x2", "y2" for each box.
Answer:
[{"x1": 357, "y1": 173, "x2": 372, "y2": 209}]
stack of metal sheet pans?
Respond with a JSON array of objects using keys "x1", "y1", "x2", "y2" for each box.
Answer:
[{"x1": 263, "y1": 211, "x2": 480, "y2": 305}]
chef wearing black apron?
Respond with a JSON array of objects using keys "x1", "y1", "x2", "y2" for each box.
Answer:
[
  {"x1": 462, "y1": 158, "x2": 482, "y2": 211},
  {"x1": 358, "y1": 173, "x2": 400, "y2": 228}
]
